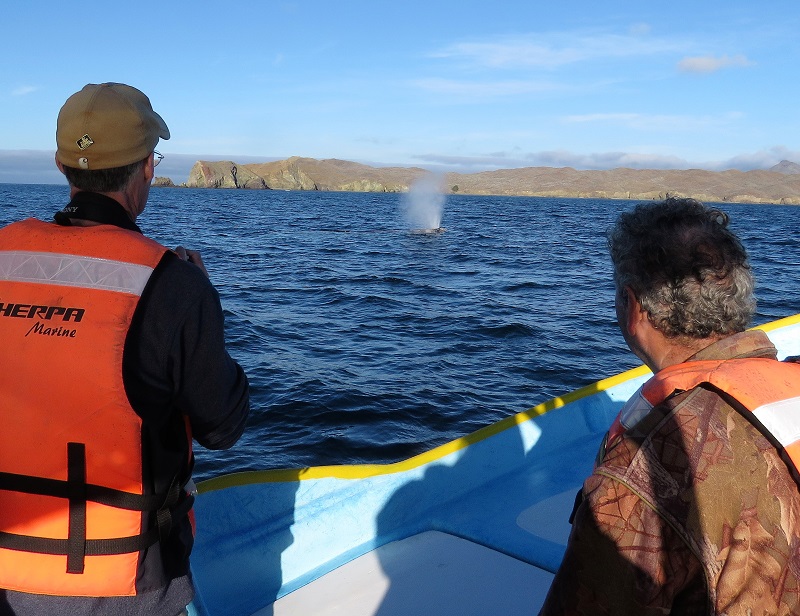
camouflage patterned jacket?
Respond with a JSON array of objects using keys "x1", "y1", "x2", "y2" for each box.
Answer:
[{"x1": 540, "y1": 330, "x2": 800, "y2": 615}]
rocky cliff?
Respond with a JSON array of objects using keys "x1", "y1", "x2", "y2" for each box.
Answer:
[
  {"x1": 186, "y1": 161, "x2": 267, "y2": 189},
  {"x1": 186, "y1": 157, "x2": 430, "y2": 192},
  {"x1": 182, "y1": 157, "x2": 800, "y2": 204}
]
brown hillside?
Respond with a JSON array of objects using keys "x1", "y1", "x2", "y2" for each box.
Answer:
[{"x1": 183, "y1": 157, "x2": 800, "y2": 205}]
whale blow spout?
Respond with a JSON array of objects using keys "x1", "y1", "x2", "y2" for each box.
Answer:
[{"x1": 402, "y1": 173, "x2": 445, "y2": 233}]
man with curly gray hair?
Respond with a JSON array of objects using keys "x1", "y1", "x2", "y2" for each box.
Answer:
[
  {"x1": 610, "y1": 197, "x2": 755, "y2": 338},
  {"x1": 541, "y1": 197, "x2": 800, "y2": 615}
]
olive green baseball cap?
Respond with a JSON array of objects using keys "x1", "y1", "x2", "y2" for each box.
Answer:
[{"x1": 56, "y1": 83, "x2": 170, "y2": 170}]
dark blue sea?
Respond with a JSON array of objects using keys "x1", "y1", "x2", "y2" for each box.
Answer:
[{"x1": 2, "y1": 184, "x2": 798, "y2": 481}]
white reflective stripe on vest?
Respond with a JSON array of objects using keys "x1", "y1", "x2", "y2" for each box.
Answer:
[
  {"x1": 0, "y1": 250, "x2": 153, "y2": 296},
  {"x1": 618, "y1": 385, "x2": 653, "y2": 430},
  {"x1": 752, "y1": 397, "x2": 800, "y2": 447}
]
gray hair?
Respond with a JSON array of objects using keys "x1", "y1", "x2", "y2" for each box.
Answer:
[
  {"x1": 61, "y1": 159, "x2": 145, "y2": 193},
  {"x1": 608, "y1": 197, "x2": 755, "y2": 339}
]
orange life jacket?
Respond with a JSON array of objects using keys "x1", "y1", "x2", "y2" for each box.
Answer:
[
  {"x1": 0, "y1": 218, "x2": 190, "y2": 597},
  {"x1": 605, "y1": 357, "x2": 800, "y2": 480}
]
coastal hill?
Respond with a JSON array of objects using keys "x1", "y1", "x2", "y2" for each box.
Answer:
[{"x1": 178, "y1": 157, "x2": 800, "y2": 204}]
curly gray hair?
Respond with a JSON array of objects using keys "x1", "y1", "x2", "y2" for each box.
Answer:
[{"x1": 608, "y1": 197, "x2": 755, "y2": 339}]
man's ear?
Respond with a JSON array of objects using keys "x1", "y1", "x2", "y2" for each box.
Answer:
[
  {"x1": 623, "y1": 286, "x2": 648, "y2": 336},
  {"x1": 144, "y1": 153, "x2": 155, "y2": 183},
  {"x1": 55, "y1": 155, "x2": 66, "y2": 175}
]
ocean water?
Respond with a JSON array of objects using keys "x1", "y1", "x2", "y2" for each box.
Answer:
[{"x1": 1, "y1": 184, "x2": 798, "y2": 481}]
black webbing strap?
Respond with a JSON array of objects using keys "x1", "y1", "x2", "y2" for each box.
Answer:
[
  {"x1": 0, "y1": 443, "x2": 190, "y2": 571},
  {"x1": 0, "y1": 526, "x2": 162, "y2": 556},
  {"x1": 153, "y1": 474, "x2": 184, "y2": 543},
  {"x1": 67, "y1": 443, "x2": 87, "y2": 574},
  {"x1": 0, "y1": 472, "x2": 170, "y2": 511}
]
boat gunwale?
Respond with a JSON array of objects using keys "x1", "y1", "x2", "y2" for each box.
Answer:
[{"x1": 198, "y1": 312, "x2": 800, "y2": 493}]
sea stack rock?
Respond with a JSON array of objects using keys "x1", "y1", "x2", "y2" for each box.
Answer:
[{"x1": 186, "y1": 161, "x2": 267, "y2": 189}]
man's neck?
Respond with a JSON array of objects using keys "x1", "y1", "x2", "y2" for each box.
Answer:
[
  {"x1": 55, "y1": 192, "x2": 142, "y2": 233},
  {"x1": 68, "y1": 186, "x2": 138, "y2": 222},
  {"x1": 641, "y1": 327, "x2": 723, "y2": 373}
]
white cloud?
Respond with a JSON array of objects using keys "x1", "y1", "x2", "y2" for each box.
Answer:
[
  {"x1": 562, "y1": 112, "x2": 744, "y2": 132},
  {"x1": 411, "y1": 77, "x2": 562, "y2": 98},
  {"x1": 430, "y1": 31, "x2": 687, "y2": 70},
  {"x1": 564, "y1": 113, "x2": 642, "y2": 124},
  {"x1": 432, "y1": 40, "x2": 583, "y2": 69},
  {"x1": 5, "y1": 144, "x2": 798, "y2": 185},
  {"x1": 412, "y1": 149, "x2": 691, "y2": 171},
  {"x1": 716, "y1": 146, "x2": 800, "y2": 171},
  {"x1": 412, "y1": 153, "x2": 521, "y2": 169},
  {"x1": 11, "y1": 85, "x2": 38, "y2": 96},
  {"x1": 412, "y1": 146, "x2": 800, "y2": 173},
  {"x1": 355, "y1": 136, "x2": 399, "y2": 146},
  {"x1": 524, "y1": 150, "x2": 689, "y2": 170},
  {"x1": 0, "y1": 150, "x2": 64, "y2": 184},
  {"x1": 677, "y1": 54, "x2": 754, "y2": 74}
]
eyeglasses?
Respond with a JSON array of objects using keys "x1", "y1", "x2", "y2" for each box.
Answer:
[{"x1": 153, "y1": 150, "x2": 164, "y2": 167}]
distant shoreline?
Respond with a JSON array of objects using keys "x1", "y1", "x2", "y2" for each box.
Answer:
[{"x1": 152, "y1": 156, "x2": 800, "y2": 206}]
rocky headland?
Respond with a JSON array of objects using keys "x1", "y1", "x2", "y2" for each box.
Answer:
[{"x1": 173, "y1": 156, "x2": 800, "y2": 205}]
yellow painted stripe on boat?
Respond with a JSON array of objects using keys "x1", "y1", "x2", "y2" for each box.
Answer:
[
  {"x1": 199, "y1": 313, "x2": 800, "y2": 494},
  {"x1": 199, "y1": 363, "x2": 652, "y2": 493},
  {"x1": 753, "y1": 312, "x2": 800, "y2": 333}
]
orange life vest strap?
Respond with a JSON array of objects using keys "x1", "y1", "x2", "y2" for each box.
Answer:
[{"x1": 605, "y1": 358, "x2": 800, "y2": 485}]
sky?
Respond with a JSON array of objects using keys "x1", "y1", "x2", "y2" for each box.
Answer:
[{"x1": 2, "y1": 1, "x2": 799, "y2": 184}]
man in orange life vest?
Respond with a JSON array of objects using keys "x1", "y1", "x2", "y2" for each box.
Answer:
[
  {"x1": 0, "y1": 83, "x2": 250, "y2": 615},
  {"x1": 540, "y1": 198, "x2": 800, "y2": 614}
]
